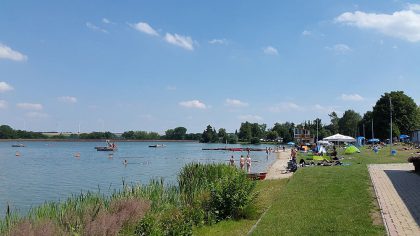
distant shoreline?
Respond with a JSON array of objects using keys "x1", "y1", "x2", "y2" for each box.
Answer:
[{"x1": 0, "y1": 139, "x2": 199, "y2": 142}]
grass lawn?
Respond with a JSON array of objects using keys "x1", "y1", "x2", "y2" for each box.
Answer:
[
  {"x1": 193, "y1": 178, "x2": 288, "y2": 236},
  {"x1": 196, "y1": 144, "x2": 413, "y2": 236},
  {"x1": 250, "y1": 145, "x2": 412, "y2": 235}
]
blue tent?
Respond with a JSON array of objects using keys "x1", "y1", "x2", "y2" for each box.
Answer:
[
  {"x1": 400, "y1": 134, "x2": 409, "y2": 139},
  {"x1": 367, "y1": 138, "x2": 380, "y2": 143},
  {"x1": 287, "y1": 142, "x2": 295, "y2": 146},
  {"x1": 356, "y1": 137, "x2": 365, "y2": 146}
]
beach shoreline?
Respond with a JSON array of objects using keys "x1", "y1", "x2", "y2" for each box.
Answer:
[{"x1": 265, "y1": 149, "x2": 293, "y2": 180}]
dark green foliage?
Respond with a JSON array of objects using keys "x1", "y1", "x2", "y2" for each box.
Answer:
[
  {"x1": 372, "y1": 91, "x2": 420, "y2": 139},
  {"x1": 164, "y1": 127, "x2": 187, "y2": 140},
  {"x1": 338, "y1": 110, "x2": 362, "y2": 136},
  {"x1": 271, "y1": 122, "x2": 295, "y2": 143},
  {"x1": 250, "y1": 137, "x2": 261, "y2": 144},
  {"x1": 238, "y1": 122, "x2": 267, "y2": 142},
  {"x1": 0, "y1": 125, "x2": 47, "y2": 139},
  {"x1": 201, "y1": 125, "x2": 218, "y2": 143},
  {"x1": 265, "y1": 130, "x2": 278, "y2": 141},
  {"x1": 208, "y1": 171, "x2": 256, "y2": 221},
  {"x1": 79, "y1": 131, "x2": 116, "y2": 139},
  {"x1": 121, "y1": 130, "x2": 161, "y2": 140}
]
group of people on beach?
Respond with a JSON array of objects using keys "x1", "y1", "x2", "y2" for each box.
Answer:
[{"x1": 229, "y1": 154, "x2": 252, "y2": 173}]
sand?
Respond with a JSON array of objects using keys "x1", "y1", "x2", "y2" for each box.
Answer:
[{"x1": 265, "y1": 149, "x2": 293, "y2": 180}]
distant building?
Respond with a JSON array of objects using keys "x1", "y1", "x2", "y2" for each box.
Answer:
[{"x1": 293, "y1": 128, "x2": 313, "y2": 144}]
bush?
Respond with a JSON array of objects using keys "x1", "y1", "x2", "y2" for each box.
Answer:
[
  {"x1": 408, "y1": 156, "x2": 420, "y2": 172},
  {"x1": 208, "y1": 171, "x2": 257, "y2": 221},
  {"x1": 178, "y1": 163, "x2": 257, "y2": 223},
  {"x1": 134, "y1": 208, "x2": 193, "y2": 236},
  {"x1": 250, "y1": 137, "x2": 261, "y2": 144}
]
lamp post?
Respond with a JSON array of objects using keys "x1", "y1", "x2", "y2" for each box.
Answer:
[{"x1": 390, "y1": 96, "x2": 393, "y2": 155}]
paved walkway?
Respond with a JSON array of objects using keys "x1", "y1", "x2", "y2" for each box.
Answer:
[{"x1": 368, "y1": 164, "x2": 420, "y2": 236}]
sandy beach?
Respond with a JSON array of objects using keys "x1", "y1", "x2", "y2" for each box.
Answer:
[{"x1": 266, "y1": 149, "x2": 293, "y2": 180}]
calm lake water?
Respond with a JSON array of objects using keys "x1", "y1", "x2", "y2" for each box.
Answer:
[{"x1": 0, "y1": 141, "x2": 277, "y2": 216}]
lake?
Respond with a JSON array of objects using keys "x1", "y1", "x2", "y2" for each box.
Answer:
[{"x1": 0, "y1": 141, "x2": 278, "y2": 216}]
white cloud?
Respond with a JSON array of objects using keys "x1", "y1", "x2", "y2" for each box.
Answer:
[
  {"x1": 102, "y1": 18, "x2": 114, "y2": 24},
  {"x1": 179, "y1": 100, "x2": 206, "y2": 109},
  {"x1": 312, "y1": 104, "x2": 340, "y2": 114},
  {"x1": 269, "y1": 102, "x2": 303, "y2": 112},
  {"x1": 302, "y1": 30, "x2": 312, "y2": 36},
  {"x1": 209, "y1": 39, "x2": 228, "y2": 45},
  {"x1": 225, "y1": 98, "x2": 248, "y2": 108},
  {"x1": 166, "y1": 85, "x2": 177, "y2": 91},
  {"x1": 165, "y1": 33, "x2": 194, "y2": 51},
  {"x1": 131, "y1": 22, "x2": 159, "y2": 36},
  {"x1": 0, "y1": 82, "x2": 14, "y2": 92},
  {"x1": 0, "y1": 100, "x2": 7, "y2": 109},
  {"x1": 326, "y1": 44, "x2": 352, "y2": 54},
  {"x1": 336, "y1": 5, "x2": 420, "y2": 42},
  {"x1": 238, "y1": 114, "x2": 263, "y2": 122},
  {"x1": 17, "y1": 103, "x2": 43, "y2": 110},
  {"x1": 58, "y1": 96, "x2": 77, "y2": 103},
  {"x1": 0, "y1": 44, "x2": 28, "y2": 61},
  {"x1": 263, "y1": 46, "x2": 278, "y2": 55},
  {"x1": 340, "y1": 94, "x2": 364, "y2": 101},
  {"x1": 86, "y1": 22, "x2": 108, "y2": 33},
  {"x1": 26, "y1": 112, "x2": 48, "y2": 119}
]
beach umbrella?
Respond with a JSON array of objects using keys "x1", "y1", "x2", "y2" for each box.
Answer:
[
  {"x1": 287, "y1": 142, "x2": 295, "y2": 146},
  {"x1": 345, "y1": 145, "x2": 360, "y2": 154}
]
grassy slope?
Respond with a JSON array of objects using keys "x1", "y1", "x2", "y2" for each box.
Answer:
[
  {"x1": 193, "y1": 179, "x2": 288, "y2": 236},
  {"x1": 251, "y1": 145, "x2": 411, "y2": 236}
]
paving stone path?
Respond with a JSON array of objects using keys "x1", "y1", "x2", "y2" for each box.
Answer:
[{"x1": 369, "y1": 163, "x2": 420, "y2": 236}]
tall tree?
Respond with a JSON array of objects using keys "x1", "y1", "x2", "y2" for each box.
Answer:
[
  {"x1": 338, "y1": 110, "x2": 362, "y2": 137},
  {"x1": 372, "y1": 91, "x2": 420, "y2": 139}
]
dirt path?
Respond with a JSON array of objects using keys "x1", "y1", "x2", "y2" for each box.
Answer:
[{"x1": 265, "y1": 149, "x2": 293, "y2": 180}]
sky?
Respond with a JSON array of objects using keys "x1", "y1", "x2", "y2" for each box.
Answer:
[{"x1": 1, "y1": 0, "x2": 420, "y2": 133}]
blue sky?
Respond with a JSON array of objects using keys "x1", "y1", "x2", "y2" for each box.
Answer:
[{"x1": 1, "y1": 0, "x2": 420, "y2": 133}]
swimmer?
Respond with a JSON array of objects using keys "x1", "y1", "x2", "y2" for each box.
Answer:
[{"x1": 15, "y1": 151, "x2": 20, "y2": 157}]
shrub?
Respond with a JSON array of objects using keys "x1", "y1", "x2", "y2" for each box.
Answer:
[
  {"x1": 134, "y1": 208, "x2": 193, "y2": 236},
  {"x1": 250, "y1": 137, "x2": 261, "y2": 144},
  {"x1": 208, "y1": 171, "x2": 256, "y2": 221},
  {"x1": 8, "y1": 220, "x2": 64, "y2": 236},
  {"x1": 408, "y1": 156, "x2": 420, "y2": 172}
]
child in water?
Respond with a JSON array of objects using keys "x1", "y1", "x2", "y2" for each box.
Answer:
[{"x1": 229, "y1": 155, "x2": 235, "y2": 166}]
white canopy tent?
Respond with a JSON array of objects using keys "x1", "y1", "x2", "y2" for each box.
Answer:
[{"x1": 323, "y1": 133, "x2": 356, "y2": 143}]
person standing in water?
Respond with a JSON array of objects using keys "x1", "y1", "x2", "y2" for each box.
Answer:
[
  {"x1": 246, "y1": 155, "x2": 252, "y2": 173},
  {"x1": 240, "y1": 155, "x2": 245, "y2": 170},
  {"x1": 229, "y1": 155, "x2": 235, "y2": 166}
]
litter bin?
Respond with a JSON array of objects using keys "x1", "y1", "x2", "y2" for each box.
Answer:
[{"x1": 391, "y1": 149, "x2": 397, "y2": 156}]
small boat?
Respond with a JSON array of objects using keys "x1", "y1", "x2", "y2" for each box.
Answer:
[
  {"x1": 149, "y1": 144, "x2": 166, "y2": 148},
  {"x1": 95, "y1": 140, "x2": 117, "y2": 151},
  {"x1": 95, "y1": 146, "x2": 116, "y2": 151},
  {"x1": 247, "y1": 172, "x2": 267, "y2": 180},
  {"x1": 11, "y1": 144, "x2": 25, "y2": 147}
]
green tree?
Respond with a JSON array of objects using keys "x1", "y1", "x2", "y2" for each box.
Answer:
[
  {"x1": 372, "y1": 91, "x2": 420, "y2": 139},
  {"x1": 266, "y1": 130, "x2": 278, "y2": 141},
  {"x1": 165, "y1": 127, "x2": 187, "y2": 140},
  {"x1": 338, "y1": 110, "x2": 362, "y2": 137},
  {"x1": 325, "y1": 112, "x2": 340, "y2": 134},
  {"x1": 238, "y1": 122, "x2": 252, "y2": 141},
  {"x1": 201, "y1": 125, "x2": 218, "y2": 143},
  {"x1": 271, "y1": 122, "x2": 295, "y2": 143},
  {"x1": 218, "y1": 128, "x2": 228, "y2": 143}
]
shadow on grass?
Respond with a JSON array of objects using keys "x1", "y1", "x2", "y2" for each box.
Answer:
[{"x1": 384, "y1": 169, "x2": 420, "y2": 226}]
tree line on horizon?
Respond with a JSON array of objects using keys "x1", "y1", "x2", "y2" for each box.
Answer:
[{"x1": 1, "y1": 91, "x2": 419, "y2": 143}]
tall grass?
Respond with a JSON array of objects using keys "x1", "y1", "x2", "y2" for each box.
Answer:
[{"x1": 1, "y1": 163, "x2": 258, "y2": 235}]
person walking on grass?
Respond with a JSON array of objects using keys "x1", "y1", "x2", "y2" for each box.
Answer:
[
  {"x1": 246, "y1": 155, "x2": 252, "y2": 173},
  {"x1": 240, "y1": 155, "x2": 245, "y2": 170}
]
